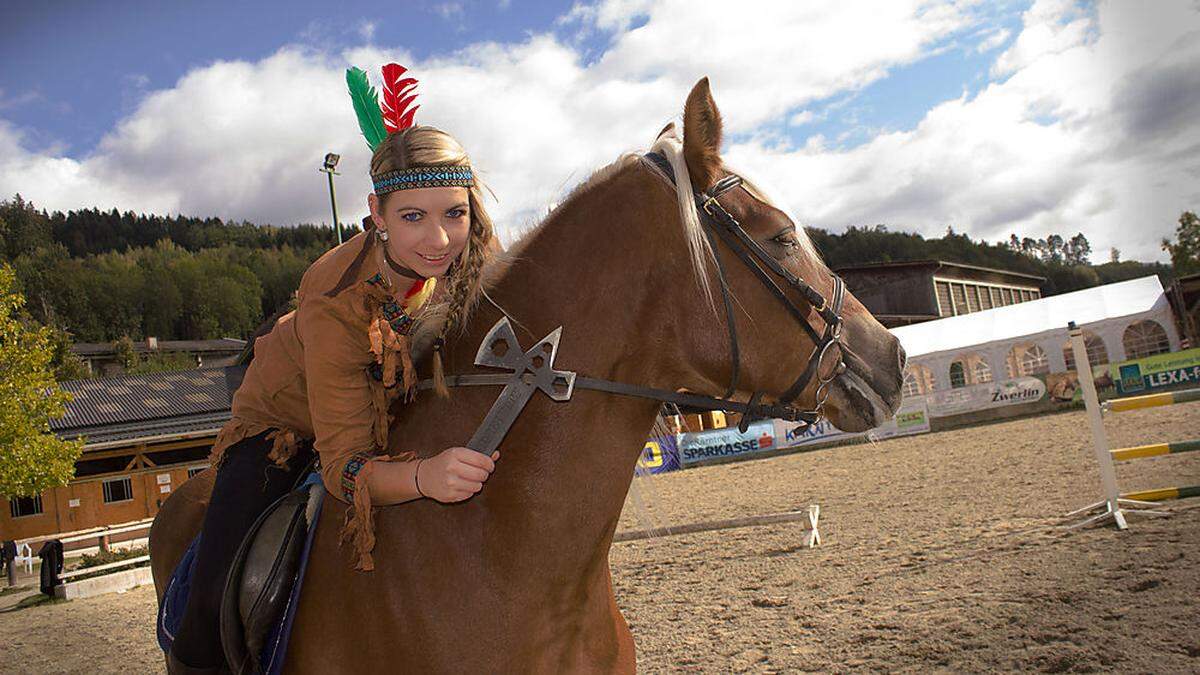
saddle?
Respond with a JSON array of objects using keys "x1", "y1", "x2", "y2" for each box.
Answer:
[{"x1": 220, "y1": 471, "x2": 324, "y2": 675}]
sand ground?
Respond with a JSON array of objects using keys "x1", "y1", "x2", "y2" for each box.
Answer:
[{"x1": 2, "y1": 402, "x2": 1198, "y2": 673}]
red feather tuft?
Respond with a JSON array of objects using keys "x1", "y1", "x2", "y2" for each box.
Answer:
[{"x1": 380, "y1": 63, "x2": 420, "y2": 133}]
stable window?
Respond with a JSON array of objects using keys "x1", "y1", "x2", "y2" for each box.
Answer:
[
  {"x1": 972, "y1": 359, "x2": 993, "y2": 384},
  {"x1": 9, "y1": 494, "x2": 43, "y2": 518},
  {"x1": 935, "y1": 281, "x2": 953, "y2": 316},
  {"x1": 966, "y1": 285, "x2": 981, "y2": 313},
  {"x1": 1018, "y1": 345, "x2": 1049, "y2": 376},
  {"x1": 949, "y1": 361, "x2": 967, "y2": 388},
  {"x1": 951, "y1": 284, "x2": 968, "y2": 316},
  {"x1": 103, "y1": 476, "x2": 133, "y2": 504},
  {"x1": 1063, "y1": 332, "x2": 1109, "y2": 371},
  {"x1": 902, "y1": 364, "x2": 936, "y2": 397},
  {"x1": 1123, "y1": 320, "x2": 1171, "y2": 359}
]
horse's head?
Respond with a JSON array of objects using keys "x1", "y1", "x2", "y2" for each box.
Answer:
[{"x1": 654, "y1": 78, "x2": 905, "y2": 432}]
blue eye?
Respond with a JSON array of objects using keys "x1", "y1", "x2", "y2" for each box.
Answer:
[
  {"x1": 401, "y1": 212, "x2": 422, "y2": 222},
  {"x1": 447, "y1": 208, "x2": 467, "y2": 219}
]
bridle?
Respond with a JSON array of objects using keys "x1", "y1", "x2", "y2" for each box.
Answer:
[
  {"x1": 421, "y1": 152, "x2": 849, "y2": 451},
  {"x1": 641, "y1": 151, "x2": 848, "y2": 430}
]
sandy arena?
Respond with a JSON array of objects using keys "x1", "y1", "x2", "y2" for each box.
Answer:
[{"x1": 2, "y1": 402, "x2": 1198, "y2": 673}]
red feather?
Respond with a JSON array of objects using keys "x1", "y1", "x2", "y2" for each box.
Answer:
[{"x1": 380, "y1": 63, "x2": 420, "y2": 133}]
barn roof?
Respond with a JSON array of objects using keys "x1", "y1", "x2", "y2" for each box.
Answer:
[{"x1": 51, "y1": 367, "x2": 238, "y2": 448}]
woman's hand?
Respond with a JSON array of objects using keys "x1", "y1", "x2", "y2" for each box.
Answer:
[{"x1": 416, "y1": 447, "x2": 500, "y2": 503}]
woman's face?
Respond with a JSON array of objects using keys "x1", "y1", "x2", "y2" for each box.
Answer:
[{"x1": 369, "y1": 185, "x2": 471, "y2": 279}]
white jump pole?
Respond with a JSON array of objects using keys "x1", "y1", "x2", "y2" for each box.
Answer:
[{"x1": 1064, "y1": 321, "x2": 1165, "y2": 529}]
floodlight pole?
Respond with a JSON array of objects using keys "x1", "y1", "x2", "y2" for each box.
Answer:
[{"x1": 319, "y1": 152, "x2": 343, "y2": 245}]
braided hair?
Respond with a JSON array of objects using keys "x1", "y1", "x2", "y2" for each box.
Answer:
[{"x1": 370, "y1": 126, "x2": 496, "y2": 397}]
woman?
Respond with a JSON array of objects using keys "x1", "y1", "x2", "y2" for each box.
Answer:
[{"x1": 167, "y1": 113, "x2": 501, "y2": 672}]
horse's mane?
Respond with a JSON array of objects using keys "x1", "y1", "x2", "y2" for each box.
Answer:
[{"x1": 410, "y1": 127, "x2": 825, "y2": 362}]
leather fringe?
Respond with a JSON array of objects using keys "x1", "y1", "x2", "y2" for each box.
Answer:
[
  {"x1": 208, "y1": 417, "x2": 300, "y2": 470},
  {"x1": 339, "y1": 451, "x2": 416, "y2": 571}
]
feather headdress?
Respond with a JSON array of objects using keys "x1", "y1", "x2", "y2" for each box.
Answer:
[
  {"x1": 346, "y1": 62, "x2": 474, "y2": 193},
  {"x1": 346, "y1": 63, "x2": 421, "y2": 151}
]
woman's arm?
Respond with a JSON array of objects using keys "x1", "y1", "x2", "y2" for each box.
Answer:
[
  {"x1": 365, "y1": 447, "x2": 500, "y2": 505},
  {"x1": 296, "y1": 287, "x2": 500, "y2": 507}
]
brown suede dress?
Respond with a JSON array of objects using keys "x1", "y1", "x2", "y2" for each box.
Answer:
[{"x1": 208, "y1": 228, "x2": 435, "y2": 570}]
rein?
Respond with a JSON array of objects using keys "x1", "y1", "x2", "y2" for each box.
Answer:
[{"x1": 420, "y1": 152, "x2": 848, "y2": 452}]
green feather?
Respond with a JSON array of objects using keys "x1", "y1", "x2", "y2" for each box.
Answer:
[{"x1": 346, "y1": 67, "x2": 388, "y2": 151}]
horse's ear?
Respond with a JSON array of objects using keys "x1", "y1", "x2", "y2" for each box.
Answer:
[
  {"x1": 655, "y1": 121, "x2": 676, "y2": 141},
  {"x1": 682, "y1": 77, "x2": 723, "y2": 190}
]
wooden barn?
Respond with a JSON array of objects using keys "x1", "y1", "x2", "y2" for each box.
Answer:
[
  {"x1": 834, "y1": 260, "x2": 1046, "y2": 328},
  {"x1": 1, "y1": 368, "x2": 238, "y2": 541}
]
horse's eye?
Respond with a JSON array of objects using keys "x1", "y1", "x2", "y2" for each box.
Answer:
[{"x1": 771, "y1": 233, "x2": 799, "y2": 249}]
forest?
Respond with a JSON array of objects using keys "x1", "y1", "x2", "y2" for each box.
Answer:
[{"x1": 0, "y1": 193, "x2": 1184, "y2": 359}]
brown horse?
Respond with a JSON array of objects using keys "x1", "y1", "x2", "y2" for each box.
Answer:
[{"x1": 151, "y1": 78, "x2": 905, "y2": 673}]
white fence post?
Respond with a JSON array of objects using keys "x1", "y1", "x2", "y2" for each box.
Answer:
[{"x1": 1065, "y1": 321, "x2": 1166, "y2": 528}]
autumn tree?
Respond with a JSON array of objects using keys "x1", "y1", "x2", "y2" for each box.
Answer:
[{"x1": 0, "y1": 264, "x2": 83, "y2": 498}]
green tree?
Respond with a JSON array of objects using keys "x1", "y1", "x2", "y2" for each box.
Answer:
[
  {"x1": 1162, "y1": 211, "x2": 1200, "y2": 275},
  {"x1": 129, "y1": 350, "x2": 195, "y2": 374},
  {"x1": 1064, "y1": 233, "x2": 1091, "y2": 265},
  {"x1": 113, "y1": 335, "x2": 139, "y2": 370},
  {"x1": 0, "y1": 264, "x2": 83, "y2": 497},
  {"x1": 46, "y1": 323, "x2": 91, "y2": 381}
]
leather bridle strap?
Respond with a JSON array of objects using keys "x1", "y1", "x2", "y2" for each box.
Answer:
[
  {"x1": 417, "y1": 374, "x2": 822, "y2": 424},
  {"x1": 644, "y1": 151, "x2": 847, "y2": 412},
  {"x1": 419, "y1": 151, "x2": 847, "y2": 435}
]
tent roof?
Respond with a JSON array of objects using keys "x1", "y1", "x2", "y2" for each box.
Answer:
[{"x1": 890, "y1": 275, "x2": 1167, "y2": 359}]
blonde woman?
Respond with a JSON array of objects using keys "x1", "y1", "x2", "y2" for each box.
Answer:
[{"x1": 168, "y1": 122, "x2": 500, "y2": 673}]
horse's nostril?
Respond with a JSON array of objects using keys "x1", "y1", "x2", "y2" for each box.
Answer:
[{"x1": 896, "y1": 342, "x2": 907, "y2": 372}]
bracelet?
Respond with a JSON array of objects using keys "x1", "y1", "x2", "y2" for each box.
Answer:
[{"x1": 414, "y1": 458, "x2": 426, "y2": 498}]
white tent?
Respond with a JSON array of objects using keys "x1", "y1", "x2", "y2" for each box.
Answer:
[{"x1": 891, "y1": 276, "x2": 1181, "y2": 391}]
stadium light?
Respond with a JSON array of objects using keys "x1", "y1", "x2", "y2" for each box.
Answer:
[{"x1": 319, "y1": 152, "x2": 343, "y2": 244}]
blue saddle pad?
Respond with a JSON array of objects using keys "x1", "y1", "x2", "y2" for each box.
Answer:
[{"x1": 157, "y1": 472, "x2": 324, "y2": 673}]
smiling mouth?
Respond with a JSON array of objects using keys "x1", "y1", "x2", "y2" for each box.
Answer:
[{"x1": 418, "y1": 252, "x2": 450, "y2": 264}]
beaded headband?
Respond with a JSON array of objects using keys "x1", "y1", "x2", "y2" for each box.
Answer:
[{"x1": 371, "y1": 166, "x2": 475, "y2": 195}]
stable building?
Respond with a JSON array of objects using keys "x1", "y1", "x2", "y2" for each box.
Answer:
[
  {"x1": 1167, "y1": 271, "x2": 1200, "y2": 348},
  {"x1": 71, "y1": 337, "x2": 246, "y2": 378},
  {"x1": 1, "y1": 368, "x2": 238, "y2": 541},
  {"x1": 835, "y1": 260, "x2": 1046, "y2": 328}
]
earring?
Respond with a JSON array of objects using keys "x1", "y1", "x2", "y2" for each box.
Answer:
[{"x1": 376, "y1": 228, "x2": 389, "y2": 242}]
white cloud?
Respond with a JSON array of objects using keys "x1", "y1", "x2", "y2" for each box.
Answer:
[
  {"x1": 1, "y1": 0, "x2": 1196, "y2": 260},
  {"x1": 728, "y1": 0, "x2": 1200, "y2": 260},
  {"x1": 976, "y1": 27, "x2": 1011, "y2": 53},
  {"x1": 358, "y1": 20, "x2": 376, "y2": 42},
  {"x1": 0, "y1": 88, "x2": 43, "y2": 111},
  {"x1": 432, "y1": 3, "x2": 464, "y2": 21}
]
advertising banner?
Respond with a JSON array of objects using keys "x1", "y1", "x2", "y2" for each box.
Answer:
[
  {"x1": 1105, "y1": 347, "x2": 1200, "y2": 396},
  {"x1": 774, "y1": 399, "x2": 931, "y2": 448},
  {"x1": 676, "y1": 420, "x2": 779, "y2": 465},
  {"x1": 774, "y1": 417, "x2": 855, "y2": 449},
  {"x1": 870, "y1": 400, "x2": 931, "y2": 439},
  {"x1": 637, "y1": 435, "x2": 681, "y2": 474},
  {"x1": 922, "y1": 376, "x2": 1046, "y2": 417}
]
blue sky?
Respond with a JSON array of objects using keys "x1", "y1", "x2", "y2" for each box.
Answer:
[
  {"x1": 1, "y1": 1, "x2": 1196, "y2": 261},
  {"x1": 2, "y1": 1, "x2": 577, "y2": 154},
  {"x1": 2, "y1": 1, "x2": 1022, "y2": 157}
]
